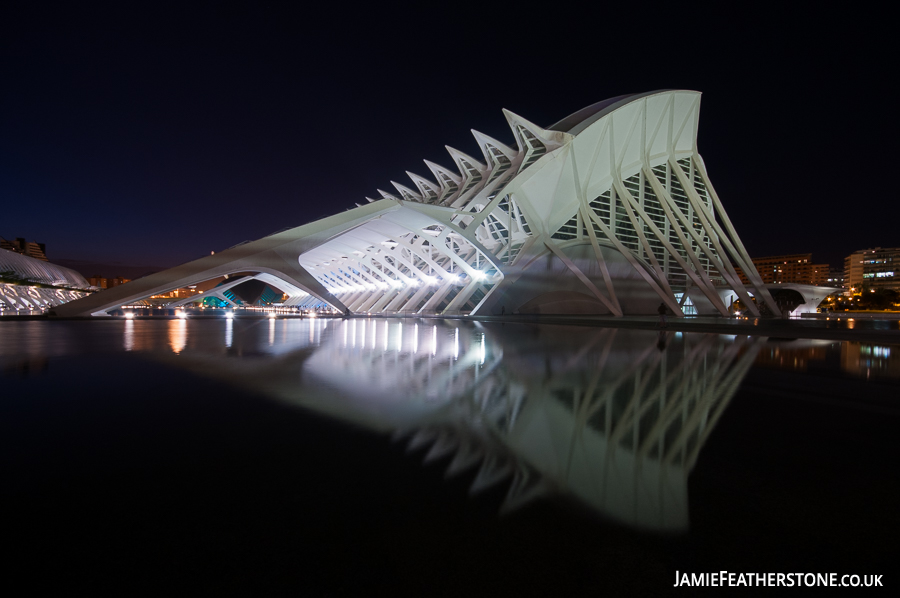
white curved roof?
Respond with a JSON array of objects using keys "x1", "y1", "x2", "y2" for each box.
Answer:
[
  {"x1": 547, "y1": 90, "x2": 687, "y2": 135},
  {"x1": 0, "y1": 248, "x2": 91, "y2": 289}
]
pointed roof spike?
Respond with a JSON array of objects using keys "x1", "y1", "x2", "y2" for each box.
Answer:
[
  {"x1": 499, "y1": 468, "x2": 550, "y2": 515},
  {"x1": 377, "y1": 189, "x2": 400, "y2": 201},
  {"x1": 391, "y1": 181, "x2": 422, "y2": 202},
  {"x1": 424, "y1": 431, "x2": 458, "y2": 463},
  {"x1": 445, "y1": 440, "x2": 483, "y2": 477},
  {"x1": 407, "y1": 428, "x2": 438, "y2": 452},
  {"x1": 406, "y1": 171, "x2": 441, "y2": 198},
  {"x1": 365, "y1": 197, "x2": 376, "y2": 203},
  {"x1": 469, "y1": 454, "x2": 513, "y2": 495},
  {"x1": 424, "y1": 160, "x2": 462, "y2": 186},
  {"x1": 445, "y1": 145, "x2": 486, "y2": 177},
  {"x1": 502, "y1": 108, "x2": 572, "y2": 150},
  {"x1": 471, "y1": 129, "x2": 518, "y2": 162}
]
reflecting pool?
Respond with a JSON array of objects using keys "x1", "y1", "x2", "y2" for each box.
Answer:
[{"x1": 1, "y1": 318, "x2": 898, "y2": 593}]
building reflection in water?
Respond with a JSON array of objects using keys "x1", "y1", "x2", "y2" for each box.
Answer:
[
  {"x1": 225, "y1": 318, "x2": 233, "y2": 348},
  {"x1": 841, "y1": 342, "x2": 898, "y2": 379},
  {"x1": 754, "y1": 338, "x2": 900, "y2": 379},
  {"x1": 754, "y1": 340, "x2": 832, "y2": 372},
  {"x1": 124, "y1": 319, "x2": 134, "y2": 352},
  {"x1": 168, "y1": 319, "x2": 187, "y2": 354},
  {"x1": 4, "y1": 317, "x2": 893, "y2": 530},
  {"x1": 159, "y1": 318, "x2": 764, "y2": 532}
]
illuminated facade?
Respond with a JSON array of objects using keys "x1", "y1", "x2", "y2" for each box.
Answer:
[
  {"x1": 0, "y1": 248, "x2": 92, "y2": 311},
  {"x1": 736, "y1": 254, "x2": 829, "y2": 286},
  {"x1": 844, "y1": 248, "x2": 900, "y2": 292},
  {"x1": 55, "y1": 90, "x2": 781, "y2": 318},
  {"x1": 88, "y1": 275, "x2": 131, "y2": 289}
]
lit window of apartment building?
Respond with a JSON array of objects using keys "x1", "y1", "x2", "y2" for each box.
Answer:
[
  {"x1": 845, "y1": 248, "x2": 900, "y2": 292},
  {"x1": 736, "y1": 253, "x2": 830, "y2": 286}
]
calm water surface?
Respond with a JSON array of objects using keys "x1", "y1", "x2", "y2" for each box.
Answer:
[{"x1": 1, "y1": 318, "x2": 898, "y2": 594}]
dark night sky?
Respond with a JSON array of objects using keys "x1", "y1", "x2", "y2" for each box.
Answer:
[{"x1": 1, "y1": 4, "x2": 896, "y2": 276}]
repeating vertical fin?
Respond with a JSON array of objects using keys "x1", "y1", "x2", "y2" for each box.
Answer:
[
  {"x1": 424, "y1": 159, "x2": 462, "y2": 186},
  {"x1": 446, "y1": 146, "x2": 486, "y2": 201},
  {"x1": 445, "y1": 146, "x2": 486, "y2": 177},
  {"x1": 424, "y1": 159, "x2": 462, "y2": 204},
  {"x1": 391, "y1": 181, "x2": 423, "y2": 202},
  {"x1": 502, "y1": 108, "x2": 570, "y2": 151},
  {"x1": 471, "y1": 130, "x2": 517, "y2": 163},
  {"x1": 406, "y1": 171, "x2": 441, "y2": 203}
]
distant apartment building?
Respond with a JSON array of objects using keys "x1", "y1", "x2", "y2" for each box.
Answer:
[
  {"x1": 149, "y1": 287, "x2": 199, "y2": 300},
  {"x1": 826, "y1": 268, "x2": 844, "y2": 289},
  {"x1": 88, "y1": 275, "x2": 131, "y2": 289},
  {"x1": 0, "y1": 237, "x2": 48, "y2": 261},
  {"x1": 735, "y1": 253, "x2": 830, "y2": 286},
  {"x1": 844, "y1": 253, "x2": 864, "y2": 292},
  {"x1": 843, "y1": 248, "x2": 900, "y2": 292}
]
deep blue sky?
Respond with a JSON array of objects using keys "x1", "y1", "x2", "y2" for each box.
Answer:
[{"x1": 1, "y1": 3, "x2": 895, "y2": 276}]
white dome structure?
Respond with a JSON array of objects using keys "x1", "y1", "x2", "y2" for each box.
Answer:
[
  {"x1": 0, "y1": 248, "x2": 92, "y2": 312},
  {"x1": 54, "y1": 90, "x2": 778, "y2": 317}
]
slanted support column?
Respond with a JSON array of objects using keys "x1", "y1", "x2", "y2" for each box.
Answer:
[
  {"x1": 399, "y1": 282, "x2": 433, "y2": 313},
  {"x1": 580, "y1": 207, "x2": 622, "y2": 316},
  {"x1": 167, "y1": 275, "x2": 254, "y2": 308},
  {"x1": 418, "y1": 280, "x2": 458, "y2": 313},
  {"x1": 584, "y1": 208, "x2": 683, "y2": 316},
  {"x1": 617, "y1": 174, "x2": 729, "y2": 315},
  {"x1": 681, "y1": 157, "x2": 780, "y2": 315},
  {"x1": 385, "y1": 285, "x2": 418, "y2": 312},
  {"x1": 544, "y1": 240, "x2": 621, "y2": 315},
  {"x1": 211, "y1": 291, "x2": 238, "y2": 307},
  {"x1": 443, "y1": 279, "x2": 482, "y2": 314}
]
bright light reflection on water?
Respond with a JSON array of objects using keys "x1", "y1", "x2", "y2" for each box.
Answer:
[
  {"x1": 0, "y1": 318, "x2": 764, "y2": 531},
  {"x1": 124, "y1": 318, "x2": 134, "y2": 352},
  {"x1": 1, "y1": 318, "x2": 898, "y2": 534},
  {"x1": 2, "y1": 317, "x2": 898, "y2": 591},
  {"x1": 168, "y1": 318, "x2": 187, "y2": 354}
]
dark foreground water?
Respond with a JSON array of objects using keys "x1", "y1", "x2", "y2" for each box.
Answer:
[{"x1": 1, "y1": 318, "x2": 898, "y2": 595}]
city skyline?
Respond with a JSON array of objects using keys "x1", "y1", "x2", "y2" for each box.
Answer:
[{"x1": 1, "y1": 5, "x2": 895, "y2": 272}]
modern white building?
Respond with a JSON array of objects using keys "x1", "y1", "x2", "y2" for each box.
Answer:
[
  {"x1": 0, "y1": 248, "x2": 92, "y2": 312},
  {"x1": 55, "y1": 90, "x2": 782, "y2": 318}
]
